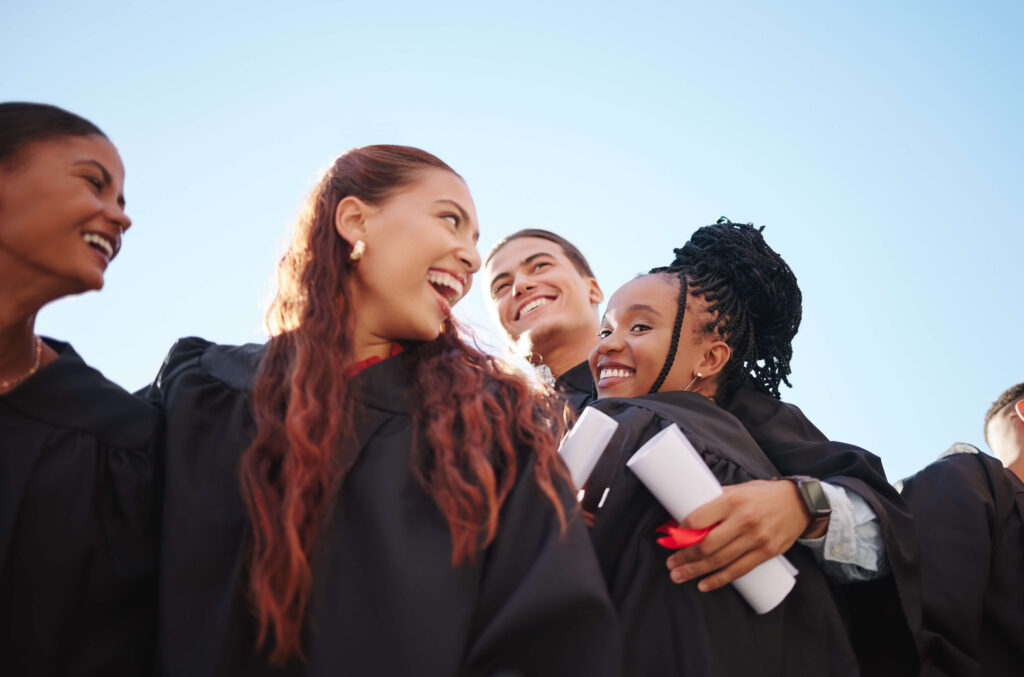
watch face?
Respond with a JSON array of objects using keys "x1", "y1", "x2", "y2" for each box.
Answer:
[{"x1": 799, "y1": 480, "x2": 832, "y2": 518}]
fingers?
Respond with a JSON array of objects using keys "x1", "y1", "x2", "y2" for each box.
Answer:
[
  {"x1": 692, "y1": 548, "x2": 773, "y2": 592},
  {"x1": 666, "y1": 530, "x2": 751, "y2": 585},
  {"x1": 679, "y1": 492, "x2": 733, "y2": 531}
]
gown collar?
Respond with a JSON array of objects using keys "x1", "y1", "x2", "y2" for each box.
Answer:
[{"x1": 0, "y1": 337, "x2": 157, "y2": 447}]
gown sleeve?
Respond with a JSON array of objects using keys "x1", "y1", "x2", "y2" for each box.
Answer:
[
  {"x1": 900, "y1": 449, "x2": 1024, "y2": 677},
  {"x1": 726, "y1": 385, "x2": 923, "y2": 675},
  {"x1": 460, "y1": 446, "x2": 622, "y2": 676}
]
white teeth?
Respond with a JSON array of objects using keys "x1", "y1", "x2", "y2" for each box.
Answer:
[
  {"x1": 518, "y1": 297, "x2": 551, "y2": 319},
  {"x1": 82, "y1": 233, "x2": 114, "y2": 258},
  {"x1": 426, "y1": 270, "x2": 464, "y2": 299},
  {"x1": 600, "y1": 368, "x2": 634, "y2": 380}
]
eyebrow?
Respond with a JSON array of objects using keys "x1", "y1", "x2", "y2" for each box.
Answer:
[
  {"x1": 433, "y1": 199, "x2": 478, "y2": 242},
  {"x1": 488, "y1": 252, "x2": 556, "y2": 290},
  {"x1": 627, "y1": 303, "x2": 662, "y2": 315},
  {"x1": 74, "y1": 159, "x2": 125, "y2": 208}
]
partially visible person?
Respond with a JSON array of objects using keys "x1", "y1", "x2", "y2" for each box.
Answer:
[
  {"x1": 985, "y1": 382, "x2": 1024, "y2": 480},
  {"x1": 581, "y1": 271, "x2": 859, "y2": 676},
  {"x1": 900, "y1": 384, "x2": 1024, "y2": 676},
  {"x1": 0, "y1": 102, "x2": 158, "y2": 675},
  {"x1": 484, "y1": 229, "x2": 603, "y2": 410},
  {"x1": 147, "y1": 146, "x2": 620, "y2": 676}
]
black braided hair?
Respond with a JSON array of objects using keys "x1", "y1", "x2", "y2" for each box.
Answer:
[
  {"x1": 649, "y1": 217, "x2": 802, "y2": 403},
  {"x1": 647, "y1": 272, "x2": 688, "y2": 394}
]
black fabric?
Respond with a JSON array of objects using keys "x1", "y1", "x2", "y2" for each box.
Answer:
[
  {"x1": 583, "y1": 392, "x2": 859, "y2": 677},
  {"x1": 900, "y1": 448, "x2": 1024, "y2": 677},
  {"x1": 554, "y1": 360, "x2": 595, "y2": 413},
  {"x1": 148, "y1": 337, "x2": 621, "y2": 677},
  {"x1": 725, "y1": 385, "x2": 923, "y2": 676},
  {"x1": 0, "y1": 338, "x2": 159, "y2": 676}
]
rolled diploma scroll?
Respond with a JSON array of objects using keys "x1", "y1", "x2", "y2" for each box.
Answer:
[
  {"x1": 558, "y1": 407, "x2": 620, "y2": 489},
  {"x1": 626, "y1": 424, "x2": 798, "y2": 614}
]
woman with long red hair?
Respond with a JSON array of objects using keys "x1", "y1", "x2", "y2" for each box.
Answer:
[{"x1": 148, "y1": 145, "x2": 620, "y2": 676}]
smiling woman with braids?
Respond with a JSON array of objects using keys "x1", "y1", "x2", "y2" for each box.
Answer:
[
  {"x1": 663, "y1": 219, "x2": 922, "y2": 675},
  {"x1": 573, "y1": 219, "x2": 923, "y2": 675},
  {"x1": 147, "y1": 145, "x2": 619, "y2": 676}
]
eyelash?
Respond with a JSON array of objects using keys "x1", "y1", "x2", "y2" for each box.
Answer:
[
  {"x1": 85, "y1": 176, "x2": 104, "y2": 191},
  {"x1": 442, "y1": 213, "x2": 460, "y2": 228},
  {"x1": 597, "y1": 323, "x2": 652, "y2": 339}
]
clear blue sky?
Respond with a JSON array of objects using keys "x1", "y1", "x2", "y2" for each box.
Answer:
[{"x1": 4, "y1": 0, "x2": 1021, "y2": 480}]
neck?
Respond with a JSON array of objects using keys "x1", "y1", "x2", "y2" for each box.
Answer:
[
  {"x1": 0, "y1": 303, "x2": 40, "y2": 389},
  {"x1": 0, "y1": 261, "x2": 73, "y2": 385},
  {"x1": 526, "y1": 331, "x2": 597, "y2": 380},
  {"x1": 1008, "y1": 458, "x2": 1024, "y2": 484}
]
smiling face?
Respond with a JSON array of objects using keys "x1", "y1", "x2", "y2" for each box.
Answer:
[
  {"x1": 484, "y1": 236, "x2": 602, "y2": 359},
  {"x1": 338, "y1": 167, "x2": 481, "y2": 352},
  {"x1": 0, "y1": 135, "x2": 130, "y2": 294},
  {"x1": 589, "y1": 274, "x2": 727, "y2": 399}
]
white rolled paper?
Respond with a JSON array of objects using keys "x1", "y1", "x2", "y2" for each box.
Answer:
[
  {"x1": 558, "y1": 407, "x2": 620, "y2": 489},
  {"x1": 626, "y1": 424, "x2": 797, "y2": 614}
]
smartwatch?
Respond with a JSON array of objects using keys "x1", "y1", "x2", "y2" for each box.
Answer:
[{"x1": 784, "y1": 475, "x2": 831, "y2": 537}]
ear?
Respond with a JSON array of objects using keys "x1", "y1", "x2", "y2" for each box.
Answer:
[
  {"x1": 1015, "y1": 400, "x2": 1024, "y2": 423},
  {"x1": 587, "y1": 277, "x2": 604, "y2": 305},
  {"x1": 698, "y1": 340, "x2": 731, "y2": 379},
  {"x1": 334, "y1": 195, "x2": 372, "y2": 247}
]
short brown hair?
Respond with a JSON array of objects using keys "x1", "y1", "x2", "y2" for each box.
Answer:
[
  {"x1": 486, "y1": 228, "x2": 596, "y2": 279},
  {"x1": 984, "y1": 382, "x2": 1024, "y2": 445}
]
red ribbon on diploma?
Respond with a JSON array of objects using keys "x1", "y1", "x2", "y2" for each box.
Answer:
[{"x1": 655, "y1": 520, "x2": 714, "y2": 549}]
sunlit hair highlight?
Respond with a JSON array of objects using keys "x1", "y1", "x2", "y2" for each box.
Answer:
[{"x1": 240, "y1": 145, "x2": 570, "y2": 664}]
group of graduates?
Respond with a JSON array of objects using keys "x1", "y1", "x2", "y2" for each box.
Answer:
[{"x1": 0, "y1": 101, "x2": 1020, "y2": 677}]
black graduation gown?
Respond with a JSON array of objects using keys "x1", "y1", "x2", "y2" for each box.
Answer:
[
  {"x1": 725, "y1": 385, "x2": 923, "y2": 675},
  {"x1": 0, "y1": 339, "x2": 159, "y2": 676},
  {"x1": 555, "y1": 361, "x2": 596, "y2": 413},
  {"x1": 149, "y1": 337, "x2": 621, "y2": 677},
  {"x1": 900, "y1": 448, "x2": 1024, "y2": 677},
  {"x1": 582, "y1": 392, "x2": 859, "y2": 677}
]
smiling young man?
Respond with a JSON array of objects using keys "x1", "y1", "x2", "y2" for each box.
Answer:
[{"x1": 484, "y1": 229, "x2": 603, "y2": 410}]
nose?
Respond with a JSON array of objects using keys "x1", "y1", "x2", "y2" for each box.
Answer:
[
  {"x1": 460, "y1": 241, "x2": 482, "y2": 275},
  {"x1": 596, "y1": 328, "x2": 624, "y2": 355},
  {"x1": 106, "y1": 201, "x2": 131, "y2": 234},
  {"x1": 512, "y1": 271, "x2": 535, "y2": 298}
]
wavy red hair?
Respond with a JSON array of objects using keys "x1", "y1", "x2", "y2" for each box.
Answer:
[{"x1": 239, "y1": 145, "x2": 571, "y2": 664}]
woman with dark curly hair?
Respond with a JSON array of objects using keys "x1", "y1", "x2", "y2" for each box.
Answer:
[
  {"x1": 577, "y1": 219, "x2": 923, "y2": 675},
  {"x1": 0, "y1": 102, "x2": 158, "y2": 675},
  {"x1": 147, "y1": 145, "x2": 619, "y2": 676}
]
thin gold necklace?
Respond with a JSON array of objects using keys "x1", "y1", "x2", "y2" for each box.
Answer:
[{"x1": 0, "y1": 336, "x2": 43, "y2": 392}]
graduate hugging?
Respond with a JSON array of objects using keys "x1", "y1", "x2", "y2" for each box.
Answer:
[{"x1": 574, "y1": 222, "x2": 898, "y2": 676}]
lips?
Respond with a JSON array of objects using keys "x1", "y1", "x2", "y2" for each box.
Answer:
[
  {"x1": 595, "y1": 362, "x2": 636, "y2": 389},
  {"x1": 82, "y1": 230, "x2": 119, "y2": 262},
  {"x1": 427, "y1": 268, "x2": 466, "y2": 304},
  {"x1": 514, "y1": 295, "x2": 555, "y2": 321}
]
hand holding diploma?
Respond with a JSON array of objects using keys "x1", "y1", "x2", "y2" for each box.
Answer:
[
  {"x1": 665, "y1": 479, "x2": 819, "y2": 592},
  {"x1": 627, "y1": 424, "x2": 798, "y2": 614}
]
